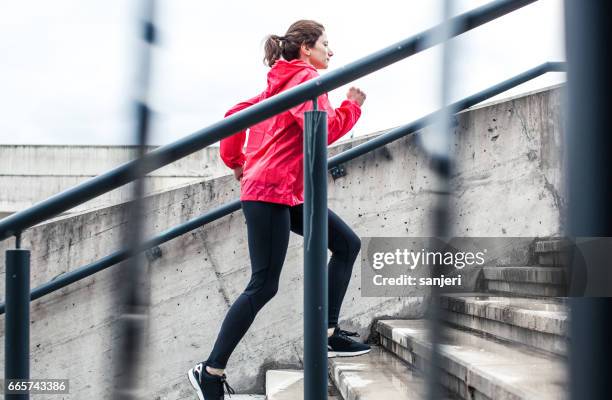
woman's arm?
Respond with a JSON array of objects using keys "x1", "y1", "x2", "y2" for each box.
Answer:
[
  {"x1": 288, "y1": 70, "x2": 364, "y2": 145},
  {"x1": 219, "y1": 92, "x2": 264, "y2": 170}
]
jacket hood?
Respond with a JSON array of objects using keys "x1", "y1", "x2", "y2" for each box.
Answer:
[{"x1": 265, "y1": 59, "x2": 317, "y2": 96}]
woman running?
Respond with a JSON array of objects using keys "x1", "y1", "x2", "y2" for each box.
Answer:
[{"x1": 188, "y1": 19, "x2": 369, "y2": 400}]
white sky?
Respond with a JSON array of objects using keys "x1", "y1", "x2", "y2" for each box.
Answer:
[{"x1": 0, "y1": 0, "x2": 565, "y2": 146}]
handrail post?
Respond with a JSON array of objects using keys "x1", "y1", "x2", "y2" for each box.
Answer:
[
  {"x1": 303, "y1": 100, "x2": 328, "y2": 400},
  {"x1": 4, "y1": 245, "x2": 30, "y2": 400}
]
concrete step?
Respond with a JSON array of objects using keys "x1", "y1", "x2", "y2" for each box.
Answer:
[
  {"x1": 180, "y1": 396, "x2": 264, "y2": 400},
  {"x1": 266, "y1": 370, "x2": 340, "y2": 400},
  {"x1": 482, "y1": 266, "x2": 567, "y2": 297},
  {"x1": 440, "y1": 293, "x2": 569, "y2": 356},
  {"x1": 377, "y1": 319, "x2": 568, "y2": 400},
  {"x1": 329, "y1": 346, "x2": 459, "y2": 400},
  {"x1": 535, "y1": 239, "x2": 570, "y2": 253},
  {"x1": 177, "y1": 392, "x2": 264, "y2": 400},
  {"x1": 534, "y1": 239, "x2": 570, "y2": 267}
]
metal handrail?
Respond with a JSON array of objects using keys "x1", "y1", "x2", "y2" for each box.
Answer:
[
  {"x1": 0, "y1": 61, "x2": 566, "y2": 315},
  {"x1": 0, "y1": 0, "x2": 538, "y2": 241}
]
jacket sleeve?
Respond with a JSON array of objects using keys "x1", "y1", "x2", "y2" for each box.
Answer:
[
  {"x1": 288, "y1": 70, "x2": 362, "y2": 145},
  {"x1": 220, "y1": 92, "x2": 263, "y2": 169}
]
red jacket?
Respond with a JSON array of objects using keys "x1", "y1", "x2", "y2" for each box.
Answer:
[{"x1": 220, "y1": 59, "x2": 362, "y2": 206}]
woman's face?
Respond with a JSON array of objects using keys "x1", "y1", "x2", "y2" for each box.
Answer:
[{"x1": 304, "y1": 31, "x2": 334, "y2": 69}]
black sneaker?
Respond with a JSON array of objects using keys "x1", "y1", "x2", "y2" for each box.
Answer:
[
  {"x1": 187, "y1": 362, "x2": 236, "y2": 400},
  {"x1": 328, "y1": 327, "x2": 371, "y2": 358}
]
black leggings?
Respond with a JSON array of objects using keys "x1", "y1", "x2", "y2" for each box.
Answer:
[{"x1": 205, "y1": 200, "x2": 361, "y2": 369}]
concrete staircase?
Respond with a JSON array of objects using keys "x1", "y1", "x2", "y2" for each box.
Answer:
[{"x1": 266, "y1": 239, "x2": 570, "y2": 400}]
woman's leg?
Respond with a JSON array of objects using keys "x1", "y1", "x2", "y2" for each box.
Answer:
[
  {"x1": 289, "y1": 205, "x2": 361, "y2": 328},
  {"x1": 205, "y1": 201, "x2": 291, "y2": 370}
]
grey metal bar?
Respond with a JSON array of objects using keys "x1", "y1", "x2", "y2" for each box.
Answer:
[
  {"x1": 5, "y1": 249, "x2": 31, "y2": 400},
  {"x1": 565, "y1": 1, "x2": 612, "y2": 399},
  {"x1": 0, "y1": 63, "x2": 565, "y2": 316},
  {"x1": 0, "y1": 0, "x2": 539, "y2": 241},
  {"x1": 303, "y1": 109, "x2": 328, "y2": 400}
]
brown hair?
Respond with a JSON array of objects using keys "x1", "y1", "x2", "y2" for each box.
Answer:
[{"x1": 263, "y1": 20, "x2": 325, "y2": 67}]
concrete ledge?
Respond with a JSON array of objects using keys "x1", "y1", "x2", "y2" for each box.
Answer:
[
  {"x1": 535, "y1": 239, "x2": 570, "y2": 253},
  {"x1": 538, "y1": 253, "x2": 569, "y2": 267},
  {"x1": 440, "y1": 294, "x2": 569, "y2": 356},
  {"x1": 377, "y1": 335, "x2": 484, "y2": 400},
  {"x1": 484, "y1": 281, "x2": 566, "y2": 297},
  {"x1": 329, "y1": 346, "x2": 457, "y2": 400},
  {"x1": 377, "y1": 320, "x2": 568, "y2": 400},
  {"x1": 265, "y1": 370, "x2": 339, "y2": 400},
  {"x1": 0, "y1": 145, "x2": 227, "y2": 215},
  {"x1": 535, "y1": 240, "x2": 571, "y2": 267},
  {"x1": 482, "y1": 266, "x2": 566, "y2": 284},
  {"x1": 481, "y1": 266, "x2": 567, "y2": 297},
  {"x1": 440, "y1": 294, "x2": 568, "y2": 335}
]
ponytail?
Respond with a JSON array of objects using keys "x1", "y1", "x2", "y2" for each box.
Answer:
[{"x1": 263, "y1": 35, "x2": 284, "y2": 67}]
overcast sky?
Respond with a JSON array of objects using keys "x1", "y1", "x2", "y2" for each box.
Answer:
[{"x1": 0, "y1": 0, "x2": 565, "y2": 146}]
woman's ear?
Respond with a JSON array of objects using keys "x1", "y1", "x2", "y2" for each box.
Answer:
[{"x1": 300, "y1": 43, "x2": 311, "y2": 56}]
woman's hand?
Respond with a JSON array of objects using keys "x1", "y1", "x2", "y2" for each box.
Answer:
[
  {"x1": 233, "y1": 166, "x2": 244, "y2": 181},
  {"x1": 347, "y1": 87, "x2": 366, "y2": 106}
]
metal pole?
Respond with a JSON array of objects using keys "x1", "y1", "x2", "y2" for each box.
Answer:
[
  {"x1": 303, "y1": 105, "x2": 328, "y2": 400},
  {"x1": 112, "y1": 1, "x2": 156, "y2": 398},
  {"x1": 565, "y1": 1, "x2": 612, "y2": 400},
  {"x1": 423, "y1": 0, "x2": 458, "y2": 398},
  {"x1": 5, "y1": 249, "x2": 30, "y2": 400}
]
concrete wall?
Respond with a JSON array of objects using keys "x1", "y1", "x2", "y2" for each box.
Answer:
[
  {"x1": 0, "y1": 86, "x2": 564, "y2": 397},
  {"x1": 451, "y1": 86, "x2": 564, "y2": 236},
  {"x1": 0, "y1": 145, "x2": 228, "y2": 215}
]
